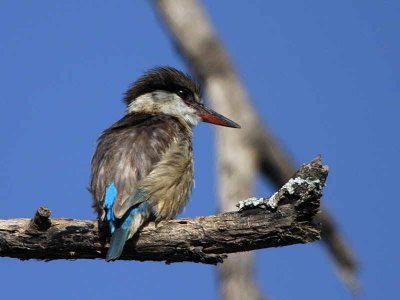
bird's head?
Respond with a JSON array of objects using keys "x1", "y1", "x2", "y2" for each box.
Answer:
[{"x1": 124, "y1": 67, "x2": 240, "y2": 128}]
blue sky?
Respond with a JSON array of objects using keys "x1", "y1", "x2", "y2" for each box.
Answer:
[{"x1": 0, "y1": 1, "x2": 398, "y2": 299}]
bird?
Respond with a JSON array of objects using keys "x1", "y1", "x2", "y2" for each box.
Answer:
[{"x1": 90, "y1": 67, "x2": 240, "y2": 261}]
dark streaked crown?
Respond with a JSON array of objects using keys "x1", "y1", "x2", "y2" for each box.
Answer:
[{"x1": 124, "y1": 67, "x2": 201, "y2": 105}]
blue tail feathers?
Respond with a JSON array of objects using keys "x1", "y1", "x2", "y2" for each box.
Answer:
[
  {"x1": 106, "y1": 226, "x2": 130, "y2": 261},
  {"x1": 104, "y1": 182, "x2": 150, "y2": 261}
]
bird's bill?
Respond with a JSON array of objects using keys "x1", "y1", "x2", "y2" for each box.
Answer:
[{"x1": 196, "y1": 105, "x2": 241, "y2": 128}]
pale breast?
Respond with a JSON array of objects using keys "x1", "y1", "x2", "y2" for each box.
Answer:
[{"x1": 140, "y1": 135, "x2": 194, "y2": 220}]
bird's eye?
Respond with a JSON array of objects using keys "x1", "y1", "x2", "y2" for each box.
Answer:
[{"x1": 177, "y1": 89, "x2": 190, "y2": 100}]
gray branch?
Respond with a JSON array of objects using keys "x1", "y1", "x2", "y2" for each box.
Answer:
[{"x1": 0, "y1": 158, "x2": 327, "y2": 264}]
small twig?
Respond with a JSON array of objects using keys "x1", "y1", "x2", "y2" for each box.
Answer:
[{"x1": 29, "y1": 207, "x2": 52, "y2": 231}]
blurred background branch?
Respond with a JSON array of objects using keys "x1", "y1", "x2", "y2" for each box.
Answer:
[{"x1": 153, "y1": 0, "x2": 359, "y2": 297}]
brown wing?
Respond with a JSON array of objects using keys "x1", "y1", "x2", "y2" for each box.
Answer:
[{"x1": 90, "y1": 113, "x2": 182, "y2": 219}]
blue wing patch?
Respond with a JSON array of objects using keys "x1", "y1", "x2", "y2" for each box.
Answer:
[{"x1": 105, "y1": 182, "x2": 118, "y2": 233}]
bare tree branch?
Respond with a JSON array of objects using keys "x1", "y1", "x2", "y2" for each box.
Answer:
[
  {"x1": 152, "y1": 0, "x2": 358, "y2": 294},
  {"x1": 0, "y1": 159, "x2": 326, "y2": 263}
]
